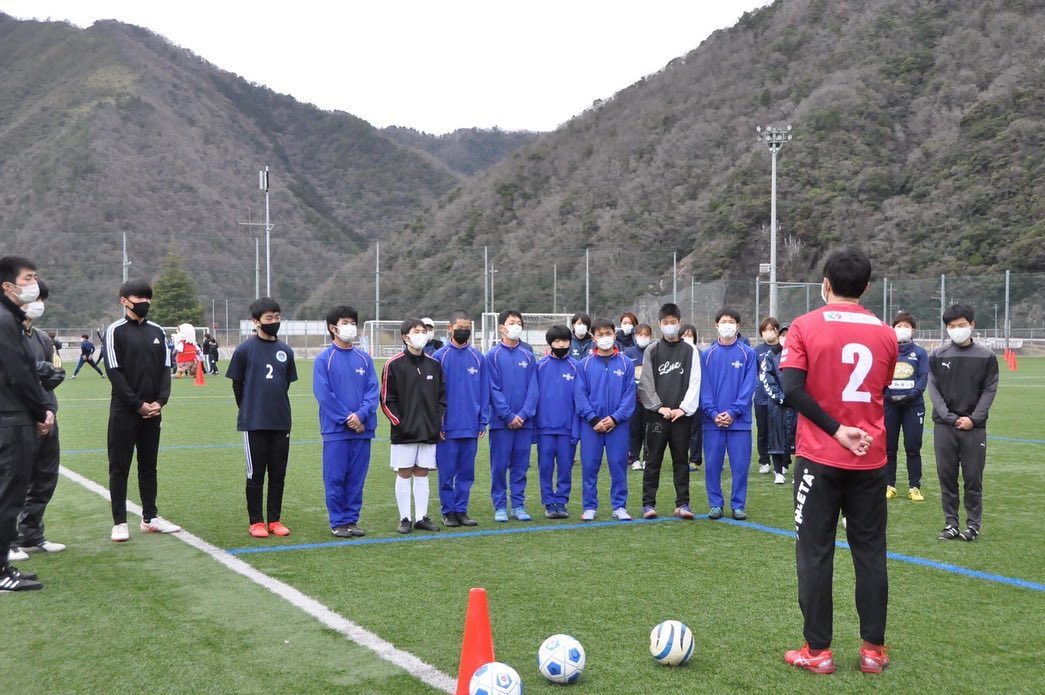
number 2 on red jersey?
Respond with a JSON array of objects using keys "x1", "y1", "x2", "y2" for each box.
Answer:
[{"x1": 841, "y1": 343, "x2": 872, "y2": 403}]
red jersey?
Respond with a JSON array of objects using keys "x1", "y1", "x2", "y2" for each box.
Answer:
[{"x1": 780, "y1": 303, "x2": 898, "y2": 470}]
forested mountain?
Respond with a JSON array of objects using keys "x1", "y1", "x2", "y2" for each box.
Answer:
[
  {"x1": 381, "y1": 127, "x2": 541, "y2": 176},
  {"x1": 316, "y1": 0, "x2": 1044, "y2": 320}
]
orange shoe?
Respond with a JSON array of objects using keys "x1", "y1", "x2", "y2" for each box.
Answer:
[
  {"x1": 268, "y1": 521, "x2": 291, "y2": 537},
  {"x1": 785, "y1": 644, "x2": 836, "y2": 674},
  {"x1": 859, "y1": 645, "x2": 890, "y2": 674},
  {"x1": 249, "y1": 522, "x2": 269, "y2": 538}
]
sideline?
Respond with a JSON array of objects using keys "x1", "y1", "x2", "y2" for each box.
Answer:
[{"x1": 57, "y1": 465, "x2": 456, "y2": 693}]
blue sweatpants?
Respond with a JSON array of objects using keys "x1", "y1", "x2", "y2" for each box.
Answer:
[
  {"x1": 322, "y1": 438, "x2": 371, "y2": 527},
  {"x1": 489, "y1": 428, "x2": 533, "y2": 510},
  {"x1": 579, "y1": 425, "x2": 629, "y2": 511},
  {"x1": 702, "y1": 428, "x2": 752, "y2": 510},
  {"x1": 537, "y1": 433, "x2": 575, "y2": 507},
  {"x1": 436, "y1": 437, "x2": 478, "y2": 516}
]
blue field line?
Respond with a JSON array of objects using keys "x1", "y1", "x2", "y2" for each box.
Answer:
[{"x1": 987, "y1": 434, "x2": 1045, "y2": 445}]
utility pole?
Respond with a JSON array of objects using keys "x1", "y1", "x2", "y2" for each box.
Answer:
[
  {"x1": 672, "y1": 252, "x2": 678, "y2": 304},
  {"x1": 585, "y1": 248, "x2": 590, "y2": 315},
  {"x1": 254, "y1": 238, "x2": 260, "y2": 299},
  {"x1": 490, "y1": 263, "x2": 497, "y2": 313},
  {"x1": 260, "y1": 166, "x2": 271, "y2": 296},
  {"x1": 224, "y1": 299, "x2": 229, "y2": 347},
  {"x1": 121, "y1": 232, "x2": 131, "y2": 282},
  {"x1": 756, "y1": 124, "x2": 792, "y2": 319},
  {"x1": 375, "y1": 242, "x2": 381, "y2": 323},
  {"x1": 238, "y1": 202, "x2": 267, "y2": 300},
  {"x1": 553, "y1": 263, "x2": 558, "y2": 314},
  {"x1": 484, "y1": 246, "x2": 489, "y2": 315}
]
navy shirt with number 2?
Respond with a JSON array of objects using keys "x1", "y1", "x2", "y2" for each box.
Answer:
[{"x1": 226, "y1": 337, "x2": 298, "y2": 431}]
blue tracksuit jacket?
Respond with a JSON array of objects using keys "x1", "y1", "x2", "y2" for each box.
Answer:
[
  {"x1": 313, "y1": 343, "x2": 379, "y2": 440},
  {"x1": 433, "y1": 342, "x2": 489, "y2": 438},
  {"x1": 536, "y1": 354, "x2": 579, "y2": 437},
  {"x1": 700, "y1": 340, "x2": 758, "y2": 431},
  {"x1": 575, "y1": 350, "x2": 636, "y2": 425},
  {"x1": 487, "y1": 340, "x2": 539, "y2": 430}
]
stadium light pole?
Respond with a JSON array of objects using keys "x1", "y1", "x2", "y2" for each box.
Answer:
[
  {"x1": 121, "y1": 232, "x2": 131, "y2": 282},
  {"x1": 260, "y1": 166, "x2": 272, "y2": 297},
  {"x1": 585, "y1": 248, "x2": 590, "y2": 315},
  {"x1": 756, "y1": 124, "x2": 792, "y2": 319}
]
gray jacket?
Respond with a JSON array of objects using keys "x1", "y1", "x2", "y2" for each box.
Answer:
[{"x1": 927, "y1": 340, "x2": 998, "y2": 428}]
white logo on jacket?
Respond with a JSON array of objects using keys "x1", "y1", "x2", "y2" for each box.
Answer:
[
  {"x1": 731, "y1": 360, "x2": 743, "y2": 369},
  {"x1": 657, "y1": 360, "x2": 682, "y2": 375},
  {"x1": 562, "y1": 373, "x2": 574, "y2": 381},
  {"x1": 355, "y1": 367, "x2": 366, "y2": 375},
  {"x1": 517, "y1": 360, "x2": 528, "y2": 368},
  {"x1": 276, "y1": 350, "x2": 288, "y2": 363},
  {"x1": 468, "y1": 366, "x2": 479, "y2": 375}
]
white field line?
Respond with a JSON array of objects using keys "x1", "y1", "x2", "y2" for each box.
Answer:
[{"x1": 58, "y1": 465, "x2": 456, "y2": 693}]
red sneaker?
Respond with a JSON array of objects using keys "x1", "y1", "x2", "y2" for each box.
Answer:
[
  {"x1": 785, "y1": 644, "x2": 837, "y2": 674},
  {"x1": 859, "y1": 645, "x2": 890, "y2": 674},
  {"x1": 268, "y1": 521, "x2": 291, "y2": 537},
  {"x1": 249, "y1": 522, "x2": 269, "y2": 538}
]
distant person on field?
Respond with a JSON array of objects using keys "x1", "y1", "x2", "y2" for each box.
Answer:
[
  {"x1": 381, "y1": 318, "x2": 446, "y2": 534},
  {"x1": 699, "y1": 308, "x2": 757, "y2": 520},
  {"x1": 615, "y1": 311, "x2": 638, "y2": 351},
  {"x1": 105, "y1": 280, "x2": 180, "y2": 542},
  {"x1": 754, "y1": 317, "x2": 781, "y2": 475},
  {"x1": 208, "y1": 333, "x2": 220, "y2": 375},
  {"x1": 680, "y1": 323, "x2": 703, "y2": 471},
  {"x1": 928, "y1": 304, "x2": 998, "y2": 542},
  {"x1": 48, "y1": 330, "x2": 62, "y2": 369},
  {"x1": 638, "y1": 303, "x2": 701, "y2": 520},
  {"x1": 569, "y1": 312, "x2": 594, "y2": 361},
  {"x1": 535, "y1": 325, "x2": 579, "y2": 519},
  {"x1": 624, "y1": 323, "x2": 653, "y2": 470},
  {"x1": 759, "y1": 323, "x2": 796, "y2": 485},
  {"x1": 421, "y1": 317, "x2": 444, "y2": 356},
  {"x1": 201, "y1": 333, "x2": 217, "y2": 375},
  {"x1": 576, "y1": 318, "x2": 635, "y2": 522},
  {"x1": 433, "y1": 309, "x2": 487, "y2": 528},
  {"x1": 226, "y1": 298, "x2": 298, "y2": 538},
  {"x1": 884, "y1": 312, "x2": 928, "y2": 502},
  {"x1": 486, "y1": 309, "x2": 538, "y2": 522},
  {"x1": 72, "y1": 333, "x2": 104, "y2": 379},
  {"x1": 313, "y1": 305, "x2": 377, "y2": 538}
]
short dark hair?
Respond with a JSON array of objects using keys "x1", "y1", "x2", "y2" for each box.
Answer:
[
  {"x1": 119, "y1": 279, "x2": 152, "y2": 299},
  {"x1": 759, "y1": 317, "x2": 780, "y2": 333},
  {"x1": 658, "y1": 303, "x2": 681, "y2": 321},
  {"x1": 81, "y1": 333, "x2": 89, "y2": 339},
  {"x1": 401, "y1": 317, "x2": 425, "y2": 335},
  {"x1": 619, "y1": 311, "x2": 638, "y2": 326},
  {"x1": 592, "y1": 318, "x2": 616, "y2": 335},
  {"x1": 636, "y1": 323, "x2": 653, "y2": 336},
  {"x1": 891, "y1": 312, "x2": 917, "y2": 329},
  {"x1": 942, "y1": 304, "x2": 975, "y2": 325},
  {"x1": 37, "y1": 279, "x2": 49, "y2": 301},
  {"x1": 546, "y1": 324, "x2": 571, "y2": 344},
  {"x1": 449, "y1": 309, "x2": 470, "y2": 324},
  {"x1": 680, "y1": 323, "x2": 697, "y2": 340},
  {"x1": 570, "y1": 312, "x2": 592, "y2": 329},
  {"x1": 0, "y1": 256, "x2": 36, "y2": 285},
  {"x1": 715, "y1": 307, "x2": 741, "y2": 324},
  {"x1": 326, "y1": 305, "x2": 358, "y2": 338},
  {"x1": 823, "y1": 248, "x2": 872, "y2": 300},
  {"x1": 250, "y1": 297, "x2": 281, "y2": 319},
  {"x1": 498, "y1": 309, "x2": 522, "y2": 327}
]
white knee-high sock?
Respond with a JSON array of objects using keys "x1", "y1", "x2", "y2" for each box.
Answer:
[
  {"x1": 395, "y1": 476, "x2": 412, "y2": 520},
  {"x1": 413, "y1": 475, "x2": 430, "y2": 520}
]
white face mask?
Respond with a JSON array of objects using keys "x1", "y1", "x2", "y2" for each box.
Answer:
[
  {"x1": 894, "y1": 326, "x2": 913, "y2": 343},
  {"x1": 24, "y1": 301, "x2": 45, "y2": 320},
  {"x1": 425, "y1": 330, "x2": 434, "y2": 343},
  {"x1": 636, "y1": 336, "x2": 651, "y2": 349},
  {"x1": 779, "y1": 336, "x2": 787, "y2": 348},
  {"x1": 717, "y1": 323, "x2": 738, "y2": 340},
  {"x1": 408, "y1": 332, "x2": 428, "y2": 349},
  {"x1": 8, "y1": 282, "x2": 40, "y2": 305},
  {"x1": 620, "y1": 323, "x2": 634, "y2": 335},
  {"x1": 820, "y1": 281, "x2": 829, "y2": 305},
  {"x1": 661, "y1": 323, "x2": 679, "y2": 339},
  {"x1": 761, "y1": 331, "x2": 778, "y2": 343},
  {"x1": 683, "y1": 337, "x2": 695, "y2": 346},
  {"x1": 947, "y1": 326, "x2": 972, "y2": 345},
  {"x1": 505, "y1": 324, "x2": 523, "y2": 341},
  {"x1": 337, "y1": 323, "x2": 357, "y2": 342},
  {"x1": 574, "y1": 324, "x2": 588, "y2": 339},
  {"x1": 596, "y1": 336, "x2": 615, "y2": 351}
]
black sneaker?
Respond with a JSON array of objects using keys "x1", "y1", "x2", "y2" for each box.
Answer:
[
  {"x1": 457, "y1": 513, "x2": 478, "y2": 527},
  {"x1": 959, "y1": 527, "x2": 979, "y2": 542},
  {"x1": 442, "y1": 512, "x2": 462, "y2": 528},
  {"x1": 938, "y1": 525, "x2": 961, "y2": 540},
  {"x1": 331, "y1": 525, "x2": 354, "y2": 538},
  {"x1": 397, "y1": 517, "x2": 413, "y2": 534},
  {"x1": 414, "y1": 516, "x2": 440, "y2": 532},
  {"x1": 7, "y1": 566, "x2": 37, "y2": 581},
  {"x1": 0, "y1": 566, "x2": 43, "y2": 591},
  {"x1": 347, "y1": 524, "x2": 365, "y2": 537}
]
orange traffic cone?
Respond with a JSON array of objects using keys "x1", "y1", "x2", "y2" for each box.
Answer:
[
  {"x1": 194, "y1": 360, "x2": 206, "y2": 386},
  {"x1": 1011, "y1": 351, "x2": 1018, "y2": 372},
  {"x1": 456, "y1": 588, "x2": 495, "y2": 695}
]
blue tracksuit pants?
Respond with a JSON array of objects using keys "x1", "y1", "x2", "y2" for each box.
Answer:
[
  {"x1": 322, "y1": 439, "x2": 371, "y2": 527},
  {"x1": 537, "y1": 434, "x2": 575, "y2": 507},
  {"x1": 579, "y1": 425, "x2": 629, "y2": 511},
  {"x1": 489, "y1": 428, "x2": 533, "y2": 510},
  {"x1": 703, "y1": 428, "x2": 751, "y2": 510},
  {"x1": 436, "y1": 437, "x2": 478, "y2": 516}
]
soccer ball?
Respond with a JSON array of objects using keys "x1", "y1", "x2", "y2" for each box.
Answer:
[
  {"x1": 537, "y1": 633, "x2": 586, "y2": 684},
  {"x1": 469, "y1": 662, "x2": 523, "y2": 695},
  {"x1": 650, "y1": 620, "x2": 694, "y2": 666}
]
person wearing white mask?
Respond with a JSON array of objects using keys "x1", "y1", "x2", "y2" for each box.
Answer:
[
  {"x1": 624, "y1": 324, "x2": 653, "y2": 470},
  {"x1": 615, "y1": 311, "x2": 638, "y2": 351},
  {"x1": 699, "y1": 308, "x2": 758, "y2": 521},
  {"x1": 883, "y1": 312, "x2": 928, "y2": 502},
  {"x1": 928, "y1": 304, "x2": 998, "y2": 542},
  {"x1": 569, "y1": 312, "x2": 594, "y2": 360},
  {"x1": 381, "y1": 318, "x2": 446, "y2": 534},
  {"x1": 313, "y1": 305, "x2": 379, "y2": 538}
]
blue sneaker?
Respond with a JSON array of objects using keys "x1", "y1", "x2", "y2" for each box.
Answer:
[
  {"x1": 732, "y1": 508, "x2": 747, "y2": 520},
  {"x1": 708, "y1": 506, "x2": 723, "y2": 520},
  {"x1": 494, "y1": 508, "x2": 509, "y2": 522},
  {"x1": 513, "y1": 506, "x2": 532, "y2": 521}
]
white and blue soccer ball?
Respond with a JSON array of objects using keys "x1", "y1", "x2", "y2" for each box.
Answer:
[
  {"x1": 650, "y1": 620, "x2": 694, "y2": 666},
  {"x1": 469, "y1": 661, "x2": 523, "y2": 695},
  {"x1": 537, "y1": 633, "x2": 586, "y2": 684}
]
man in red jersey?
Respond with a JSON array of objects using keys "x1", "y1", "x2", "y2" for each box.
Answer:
[{"x1": 779, "y1": 249, "x2": 898, "y2": 675}]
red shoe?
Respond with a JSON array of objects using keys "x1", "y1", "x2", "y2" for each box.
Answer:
[
  {"x1": 249, "y1": 522, "x2": 269, "y2": 538},
  {"x1": 859, "y1": 645, "x2": 890, "y2": 674},
  {"x1": 268, "y1": 521, "x2": 291, "y2": 537},
  {"x1": 785, "y1": 644, "x2": 837, "y2": 674}
]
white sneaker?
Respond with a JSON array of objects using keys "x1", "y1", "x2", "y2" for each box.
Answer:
[
  {"x1": 23, "y1": 540, "x2": 66, "y2": 553},
  {"x1": 758, "y1": 463, "x2": 771, "y2": 474},
  {"x1": 111, "y1": 523, "x2": 130, "y2": 542},
  {"x1": 140, "y1": 517, "x2": 181, "y2": 534},
  {"x1": 632, "y1": 460, "x2": 646, "y2": 470},
  {"x1": 774, "y1": 472, "x2": 786, "y2": 485},
  {"x1": 580, "y1": 509, "x2": 596, "y2": 521},
  {"x1": 612, "y1": 507, "x2": 632, "y2": 521},
  {"x1": 8, "y1": 548, "x2": 29, "y2": 562}
]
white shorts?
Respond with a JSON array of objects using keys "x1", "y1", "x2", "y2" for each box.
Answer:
[{"x1": 390, "y1": 443, "x2": 437, "y2": 470}]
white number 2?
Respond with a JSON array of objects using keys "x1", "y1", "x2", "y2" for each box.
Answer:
[
  {"x1": 265, "y1": 363, "x2": 274, "y2": 380},
  {"x1": 841, "y1": 343, "x2": 872, "y2": 403}
]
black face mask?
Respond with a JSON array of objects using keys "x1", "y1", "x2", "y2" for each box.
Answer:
[
  {"x1": 452, "y1": 328, "x2": 471, "y2": 344},
  {"x1": 551, "y1": 346, "x2": 570, "y2": 359},
  {"x1": 128, "y1": 301, "x2": 150, "y2": 319},
  {"x1": 258, "y1": 321, "x2": 280, "y2": 337}
]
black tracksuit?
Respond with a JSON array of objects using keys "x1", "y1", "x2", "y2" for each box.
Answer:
[
  {"x1": 380, "y1": 349, "x2": 446, "y2": 445},
  {"x1": 104, "y1": 315, "x2": 171, "y2": 524}
]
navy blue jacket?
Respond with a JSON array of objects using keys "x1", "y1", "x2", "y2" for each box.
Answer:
[
  {"x1": 753, "y1": 341, "x2": 774, "y2": 406},
  {"x1": 759, "y1": 346, "x2": 796, "y2": 454},
  {"x1": 884, "y1": 340, "x2": 928, "y2": 405},
  {"x1": 570, "y1": 335, "x2": 594, "y2": 361}
]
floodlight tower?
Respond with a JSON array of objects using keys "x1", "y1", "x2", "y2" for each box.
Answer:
[{"x1": 756, "y1": 124, "x2": 792, "y2": 319}]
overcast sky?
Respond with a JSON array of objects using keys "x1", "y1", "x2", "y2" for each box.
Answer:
[{"x1": 2, "y1": 1, "x2": 771, "y2": 134}]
